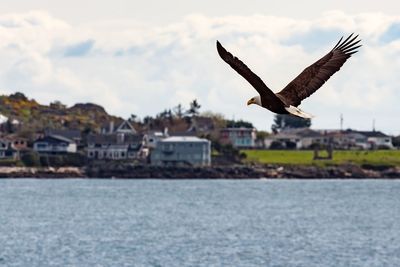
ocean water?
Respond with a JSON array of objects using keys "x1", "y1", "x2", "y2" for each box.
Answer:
[{"x1": 0, "y1": 179, "x2": 399, "y2": 267}]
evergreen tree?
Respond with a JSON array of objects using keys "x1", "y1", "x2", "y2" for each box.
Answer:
[
  {"x1": 187, "y1": 99, "x2": 201, "y2": 116},
  {"x1": 173, "y1": 104, "x2": 185, "y2": 118},
  {"x1": 271, "y1": 114, "x2": 311, "y2": 133}
]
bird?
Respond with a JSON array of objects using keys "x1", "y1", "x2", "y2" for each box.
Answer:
[{"x1": 216, "y1": 33, "x2": 361, "y2": 118}]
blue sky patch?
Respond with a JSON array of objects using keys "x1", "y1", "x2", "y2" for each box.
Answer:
[{"x1": 64, "y1": 39, "x2": 95, "y2": 57}]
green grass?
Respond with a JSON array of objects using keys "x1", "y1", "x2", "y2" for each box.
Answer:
[{"x1": 242, "y1": 149, "x2": 400, "y2": 167}]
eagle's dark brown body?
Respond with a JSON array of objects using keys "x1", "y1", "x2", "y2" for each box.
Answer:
[{"x1": 216, "y1": 34, "x2": 361, "y2": 118}]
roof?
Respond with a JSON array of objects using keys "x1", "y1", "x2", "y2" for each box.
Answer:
[
  {"x1": 271, "y1": 128, "x2": 322, "y2": 138},
  {"x1": 115, "y1": 120, "x2": 137, "y2": 134},
  {"x1": 2, "y1": 134, "x2": 28, "y2": 141},
  {"x1": 168, "y1": 131, "x2": 197, "y2": 137},
  {"x1": 356, "y1": 131, "x2": 389, "y2": 138},
  {"x1": 45, "y1": 129, "x2": 81, "y2": 140},
  {"x1": 87, "y1": 133, "x2": 144, "y2": 145},
  {"x1": 161, "y1": 136, "x2": 210, "y2": 143},
  {"x1": 221, "y1": 127, "x2": 255, "y2": 132},
  {"x1": 35, "y1": 135, "x2": 75, "y2": 144}
]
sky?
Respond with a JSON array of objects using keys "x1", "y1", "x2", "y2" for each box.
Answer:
[{"x1": 0, "y1": 0, "x2": 399, "y2": 134}]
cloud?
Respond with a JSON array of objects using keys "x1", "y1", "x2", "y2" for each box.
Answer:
[{"x1": 0, "y1": 10, "x2": 400, "y2": 134}]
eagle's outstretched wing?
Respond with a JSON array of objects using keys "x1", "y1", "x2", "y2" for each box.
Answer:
[
  {"x1": 276, "y1": 34, "x2": 361, "y2": 107},
  {"x1": 216, "y1": 41, "x2": 281, "y2": 102}
]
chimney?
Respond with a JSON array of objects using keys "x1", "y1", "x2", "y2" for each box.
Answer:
[{"x1": 109, "y1": 121, "x2": 114, "y2": 134}]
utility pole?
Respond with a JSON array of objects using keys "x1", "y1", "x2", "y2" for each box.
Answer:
[{"x1": 340, "y1": 113, "x2": 343, "y2": 131}]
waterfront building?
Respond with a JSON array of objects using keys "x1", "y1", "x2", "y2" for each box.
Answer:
[
  {"x1": 87, "y1": 119, "x2": 146, "y2": 160},
  {"x1": 151, "y1": 136, "x2": 211, "y2": 166},
  {"x1": 33, "y1": 135, "x2": 77, "y2": 154}
]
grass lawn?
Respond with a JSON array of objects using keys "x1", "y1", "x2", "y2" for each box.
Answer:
[{"x1": 242, "y1": 149, "x2": 400, "y2": 167}]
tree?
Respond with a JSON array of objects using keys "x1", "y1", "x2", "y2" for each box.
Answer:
[
  {"x1": 129, "y1": 114, "x2": 138, "y2": 123},
  {"x1": 187, "y1": 99, "x2": 201, "y2": 116},
  {"x1": 271, "y1": 114, "x2": 311, "y2": 133},
  {"x1": 226, "y1": 119, "x2": 254, "y2": 128},
  {"x1": 173, "y1": 104, "x2": 185, "y2": 118}
]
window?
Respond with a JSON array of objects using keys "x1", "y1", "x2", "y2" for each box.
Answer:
[{"x1": 37, "y1": 143, "x2": 47, "y2": 149}]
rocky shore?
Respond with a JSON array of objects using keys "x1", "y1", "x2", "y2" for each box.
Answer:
[
  {"x1": 85, "y1": 164, "x2": 400, "y2": 179},
  {"x1": 1, "y1": 164, "x2": 399, "y2": 179}
]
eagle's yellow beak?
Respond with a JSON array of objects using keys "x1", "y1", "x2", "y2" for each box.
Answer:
[{"x1": 247, "y1": 99, "x2": 254, "y2": 106}]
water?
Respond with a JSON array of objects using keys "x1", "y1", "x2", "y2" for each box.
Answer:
[{"x1": 0, "y1": 179, "x2": 399, "y2": 267}]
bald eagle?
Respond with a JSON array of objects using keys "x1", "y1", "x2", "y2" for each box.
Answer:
[{"x1": 216, "y1": 34, "x2": 361, "y2": 118}]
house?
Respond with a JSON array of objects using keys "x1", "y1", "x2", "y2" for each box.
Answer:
[
  {"x1": 45, "y1": 129, "x2": 82, "y2": 147},
  {"x1": 356, "y1": 131, "x2": 393, "y2": 149},
  {"x1": 151, "y1": 136, "x2": 211, "y2": 166},
  {"x1": 86, "y1": 133, "x2": 146, "y2": 160},
  {"x1": 220, "y1": 127, "x2": 257, "y2": 148},
  {"x1": 101, "y1": 120, "x2": 137, "y2": 135},
  {"x1": 264, "y1": 128, "x2": 326, "y2": 149},
  {"x1": 33, "y1": 135, "x2": 77, "y2": 154},
  {"x1": 145, "y1": 129, "x2": 169, "y2": 149},
  {"x1": 0, "y1": 139, "x2": 18, "y2": 159},
  {"x1": 3, "y1": 135, "x2": 29, "y2": 151},
  {"x1": 87, "y1": 120, "x2": 145, "y2": 160},
  {"x1": 323, "y1": 130, "x2": 369, "y2": 149}
]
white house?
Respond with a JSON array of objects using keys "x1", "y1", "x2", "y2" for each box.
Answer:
[
  {"x1": 264, "y1": 128, "x2": 326, "y2": 149},
  {"x1": 33, "y1": 135, "x2": 77, "y2": 154},
  {"x1": 358, "y1": 131, "x2": 393, "y2": 149}
]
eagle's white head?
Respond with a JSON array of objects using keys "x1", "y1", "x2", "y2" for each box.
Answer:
[{"x1": 247, "y1": 95, "x2": 262, "y2": 106}]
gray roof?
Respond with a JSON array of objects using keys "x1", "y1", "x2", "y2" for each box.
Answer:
[
  {"x1": 45, "y1": 129, "x2": 81, "y2": 140},
  {"x1": 87, "y1": 133, "x2": 144, "y2": 145},
  {"x1": 272, "y1": 128, "x2": 322, "y2": 139},
  {"x1": 356, "y1": 131, "x2": 389, "y2": 138},
  {"x1": 36, "y1": 135, "x2": 75, "y2": 144},
  {"x1": 221, "y1": 127, "x2": 255, "y2": 132},
  {"x1": 161, "y1": 136, "x2": 210, "y2": 143}
]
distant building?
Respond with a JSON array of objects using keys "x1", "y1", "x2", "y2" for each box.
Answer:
[
  {"x1": 323, "y1": 130, "x2": 369, "y2": 149},
  {"x1": 101, "y1": 120, "x2": 137, "y2": 135},
  {"x1": 87, "y1": 119, "x2": 146, "y2": 160},
  {"x1": 87, "y1": 133, "x2": 145, "y2": 160},
  {"x1": 45, "y1": 129, "x2": 82, "y2": 147},
  {"x1": 356, "y1": 131, "x2": 393, "y2": 149},
  {"x1": 3, "y1": 135, "x2": 29, "y2": 151},
  {"x1": 220, "y1": 128, "x2": 257, "y2": 148},
  {"x1": 33, "y1": 135, "x2": 77, "y2": 154},
  {"x1": 264, "y1": 128, "x2": 394, "y2": 150},
  {"x1": 264, "y1": 128, "x2": 325, "y2": 149},
  {"x1": 0, "y1": 139, "x2": 18, "y2": 159},
  {"x1": 151, "y1": 136, "x2": 211, "y2": 166},
  {"x1": 145, "y1": 129, "x2": 169, "y2": 149}
]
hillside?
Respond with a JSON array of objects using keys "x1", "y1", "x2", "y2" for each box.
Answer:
[{"x1": 0, "y1": 92, "x2": 123, "y2": 134}]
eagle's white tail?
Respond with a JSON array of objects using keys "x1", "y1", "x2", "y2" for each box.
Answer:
[{"x1": 285, "y1": 105, "x2": 314, "y2": 119}]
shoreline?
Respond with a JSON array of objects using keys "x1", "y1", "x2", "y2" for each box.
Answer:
[{"x1": 0, "y1": 164, "x2": 399, "y2": 179}]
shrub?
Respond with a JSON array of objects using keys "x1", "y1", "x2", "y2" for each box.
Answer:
[{"x1": 21, "y1": 151, "x2": 41, "y2": 167}]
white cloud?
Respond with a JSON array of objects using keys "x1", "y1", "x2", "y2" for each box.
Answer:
[{"x1": 0, "y1": 10, "x2": 400, "y2": 134}]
